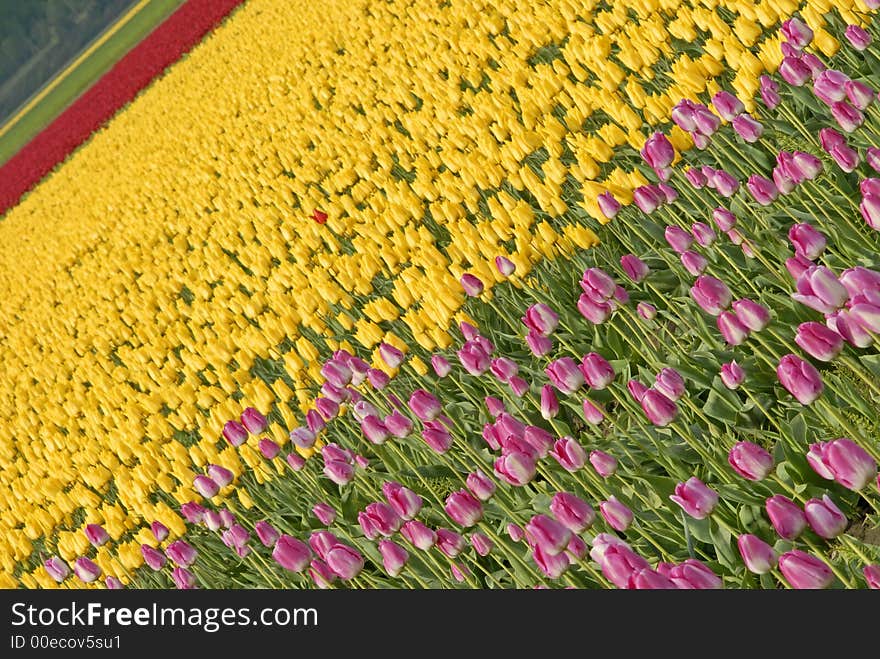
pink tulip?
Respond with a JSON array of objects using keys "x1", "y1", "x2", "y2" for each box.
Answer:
[
  {"x1": 179, "y1": 502, "x2": 207, "y2": 524},
  {"x1": 495, "y1": 255, "x2": 516, "y2": 276},
  {"x1": 589, "y1": 450, "x2": 618, "y2": 478},
  {"x1": 691, "y1": 222, "x2": 716, "y2": 247},
  {"x1": 540, "y1": 384, "x2": 559, "y2": 419},
  {"x1": 166, "y1": 540, "x2": 197, "y2": 568},
  {"x1": 549, "y1": 436, "x2": 586, "y2": 472},
  {"x1": 814, "y1": 69, "x2": 849, "y2": 105},
  {"x1": 868, "y1": 146, "x2": 880, "y2": 173},
  {"x1": 627, "y1": 379, "x2": 648, "y2": 402},
  {"x1": 804, "y1": 495, "x2": 847, "y2": 539},
  {"x1": 672, "y1": 100, "x2": 698, "y2": 132},
  {"x1": 326, "y1": 544, "x2": 364, "y2": 580},
  {"x1": 522, "y1": 302, "x2": 559, "y2": 336},
  {"x1": 315, "y1": 397, "x2": 339, "y2": 421},
  {"x1": 737, "y1": 534, "x2": 778, "y2": 574},
  {"x1": 808, "y1": 438, "x2": 877, "y2": 491},
  {"x1": 717, "y1": 311, "x2": 750, "y2": 346},
  {"x1": 466, "y1": 470, "x2": 496, "y2": 501},
  {"x1": 845, "y1": 80, "x2": 874, "y2": 110},
  {"x1": 863, "y1": 565, "x2": 880, "y2": 589},
  {"x1": 779, "y1": 550, "x2": 834, "y2": 589},
  {"x1": 550, "y1": 492, "x2": 596, "y2": 533},
  {"x1": 460, "y1": 273, "x2": 484, "y2": 297},
  {"x1": 577, "y1": 294, "x2": 613, "y2": 324},
  {"x1": 694, "y1": 105, "x2": 721, "y2": 135},
  {"x1": 788, "y1": 223, "x2": 826, "y2": 260},
  {"x1": 580, "y1": 352, "x2": 615, "y2": 390},
  {"x1": 714, "y1": 170, "x2": 740, "y2": 197},
  {"x1": 665, "y1": 226, "x2": 693, "y2": 254},
  {"x1": 637, "y1": 302, "x2": 657, "y2": 320},
  {"x1": 150, "y1": 521, "x2": 169, "y2": 543},
  {"x1": 781, "y1": 17, "x2": 813, "y2": 50},
  {"x1": 254, "y1": 521, "x2": 280, "y2": 548},
  {"x1": 222, "y1": 420, "x2": 248, "y2": 447},
  {"x1": 240, "y1": 407, "x2": 268, "y2": 435},
  {"x1": 436, "y1": 528, "x2": 466, "y2": 558},
  {"x1": 73, "y1": 557, "x2": 101, "y2": 583},
  {"x1": 84, "y1": 524, "x2": 110, "y2": 547},
  {"x1": 193, "y1": 475, "x2": 219, "y2": 499},
  {"x1": 470, "y1": 533, "x2": 494, "y2": 557},
  {"x1": 407, "y1": 389, "x2": 441, "y2": 422},
  {"x1": 545, "y1": 357, "x2": 585, "y2": 395},
  {"x1": 308, "y1": 559, "x2": 336, "y2": 589},
  {"x1": 681, "y1": 250, "x2": 708, "y2": 276},
  {"x1": 670, "y1": 477, "x2": 718, "y2": 519},
  {"x1": 793, "y1": 265, "x2": 849, "y2": 314},
  {"x1": 776, "y1": 353, "x2": 824, "y2": 405},
  {"x1": 431, "y1": 354, "x2": 451, "y2": 377},
  {"x1": 401, "y1": 520, "x2": 436, "y2": 550},
  {"x1": 654, "y1": 368, "x2": 685, "y2": 401},
  {"x1": 795, "y1": 322, "x2": 844, "y2": 362},
  {"x1": 641, "y1": 388, "x2": 678, "y2": 426},
  {"x1": 779, "y1": 56, "x2": 811, "y2": 86},
  {"x1": 641, "y1": 132, "x2": 675, "y2": 169},
  {"x1": 766, "y1": 495, "x2": 807, "y2": 540},
  {"x1": 844, "y1": 24, "x2": 872, "y2": 50},
  {"x1": 728, "y1": 441, "x2": 774, "y2": 481},
  {"x1": 620, "y1": 254, "x2": 650, "y2": 283},
  {"x1": 731, "y1": 299, "x2": 770, "y2": 332},
  {"x1": 141, "y1": 545, "x2": 167, "y2": 571},
  {"x1": 831, "y1": 101, "x2": 864, "y2": 132},
  {"x1": 747, "y1": 174, "x2": 778, "y2": 205},
  {"x1": 286, "y1": 452, "x2": 306, "y2": 471},
  {"x1": 43, "y1": 556, "x2": 70, "y2": 582},
  {"x1": 690, "y1": 275, "x2": 732, "y2": 315},
  {"x1": 597, "y1": 191, "x2": 621, "y2": 219},
  {"x1": 633, "y1": 185, "x2": 662, "y2": 214},
  {"x1": 713, "y1": 90, "x2": 745, "y2": 121},
  {"x1": 494, "y1": 450, "x2": 537, "y2": 486},
  {"x1": 445, "y1": 490, "x2": 483, "y2": 528},
  {"x1": 259, "y1": 438, "x2": 280, "y2": 460},
  {"x1": 862, "y1": 194, "x2": 880, "y2": 230},
  {"x1": 686, "y1": 167, "x2": 707, "y2": 188},
  {"x1": 324, "y1": 460, "x2": 355, "y2": 485},
  {"x1": 733, "y1": 114, "x2": 763, "y2": 142},
  {"x1": 379, "y1": 540, "x2": 409, "y2": 577},
  {"x1": 525, "y1": 514, "x2": 572, "y2": 556},
  {"x1": 667, "y1": 559, "x2": 723, "y2": 589},
  {"x1": 720, "y1": 361, "x2": 745, "y2": 389},
  {"x1": 582, "y1": 398, "x2": 605, "y2": 425},
  {"x1": 712, "y1": 207, "x2": 737, "y2": 232},
  {"x1": 600, "y1": 496, "x2": 634, "y2": 532},
  {"x1": 457, "y1": 340, "x2": 491, "y2": 376},
  {"x1": 525, "y1": 329, "x2": 553, "y2": 357},
  {"x1": 760, "y1": 75, "x2": 781, "y2": 109}
]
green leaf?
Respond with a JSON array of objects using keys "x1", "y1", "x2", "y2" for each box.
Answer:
[
  {"x1": 703, "y1": 386, "x2": 741, "y2": 424},
  {"x1": 710, "y1": 519, "x2": 738, "y2": 571}
]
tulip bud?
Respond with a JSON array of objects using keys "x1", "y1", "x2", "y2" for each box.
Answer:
[
  {"x1": 776, "y1": 354, "x2": 823, "y2": 405},
  {"x1": 665, "y1": 225, "x2": 693, "y2": 254},
  {"x1": 641, "y1": 132, "x2": 675, "y2": 169},
  {"x1": 667, "y1": 559, "x2": 723, "y2": 589},
  {"x1": 653, "y1": 368, "x2": 684, "y2": 401},
  {"x1": 457, "y1": 340, "x2": 491, "y2": 375},
  {"x1": 795, "y1": 322, "x2": 844, "y2": 362},
  {"x1": 804, "y1": 495, "x2": 848, "y2": 539},
  {"x1": 465, "y1": 469, "x2": 496, "y2": 501},
  {"x1": 44, "y1": 556, "x2": 70, "y2": 583},
  {"x1": 525, "y1": 329, "x2": 553, "y2": 357},
  {"x1": 712, "y1": 207, "x2": 737, "y2": 232},
  {"x1": 862, "y1": 194, "x2": 880, "y2": 230},
  {"x1": 597, "y1": 191, "x2": 621, "y2": 219},
  {"x1": 222, "y1": 420, "x2": 248, "y2": 447},
  {"x1": 690, "y1": 222, "x2": 716, "y2": 247},
  {"x1": 690, "y1": 275, "x2": 732, "y2": 315},
  {"x1": 494, "y1": 450, "x2": 537, "y2": 485},
  {"x1": 577, "y1": 294, "x2": 613, "y2": 324},
  {"x1": 445, "y1": 490, "x2": 483, "y2": 528},
  {"x1": 637, "y1": 302, "x2": 657, "y2": 320},
  {"x1": 525, "y1": 514, "x2": 573, "y2": 556},
  {"x1": 589, "y1": 450, "x2": 618, "y2": 478},
  {"x1": 286, "y1": 452, "x2": 306, "y2": 471},
  {"x1": 766, "y1": 495, "x2": 807, "y2": 540},
  {"x1": 312, "y1": 502, "x2": 336, "y2": 526},
  {"x1": 714, "y1": 170, "x2": 740, "y2": 197},
  {"x1": 778, "y1": 549, "x2": 834, "y2": 589},
  {"x1": 759, "y1": 75, "x2": 780, "y2": 109},
  {"x1": 620, "y1": 254, "x2": 650, "y2": 283},
  {"x1": 550, "y1": 436, "x2": 586, "y2": 472},
  {"x1": 495, "y1": 255, "x2": 516, "y2": 276},
  {"x1": 737, "y1": 534, "x2": 778, "y2": 574},
  {"x1": 732, "y1": 299, "x2": 770, "y2": 332},
  {"x1": 255, "y1": 521, "x2": 280, "y2": 548},
  {"x1": 431, "y1": 354, "x2": 451, "y2": 377},
  {"x1": 74, "y1": 557, "x2": 102, "y2": 583},
  {"x1": 670, "y1": 477, "x2": 719, "y2": 519},
  {"x1": 733, "y1": 114, "x2": 763, "y2": 142},
  {"x1": 550, "y1": 492, "x2": 596, "y2": 533},
  {"x1": 720, "y1": 361, "x2": 745, "y2": 389},
  {"x1": 717, "y1": 310, "x2": 750, "y2": 345},
  {"x1": 728, "y1": 441, "x2": 773, "y2": 481},
  {"x1": 545, "y1": 357, "x2": 585, "y2": 395},
  {"x1": 779, "y1": 56, "x2": 811, "y2": 86},
  {"x1": 326, "y1": 544, "x2": 364, "y2": 580},
  {"x1": 273, "y1": 535, "x2": 312, "y2": 572},
  {"x1": 600, "y1": 496, "x2": 634, "y2": 532},
  {"x1": 863, "y1": 565, "x2": 880, "y2": 589},
  {"x1": 259, "y1": 438, "x2": 280, "y2": 460},
  {"x1": 681, "y1": 250, "x2": 708, "y2": 276},
  {"x1": 460, "y1": 273, "x2": 484, "y2": 297},
  {"x1": 85, "y1": 524, "x2": 110, "y2": 547},
  {"x1": 151, "y1": 521, "x2": 169, "y2": 543},
  {"x1": 844, "y1": 24, "x2": 872, "y2": 51},
  {"x1": 713, "y1": 90, "x2": 745, "y2": 121},
  {"x1": 641, "y1": 389, "x2": 678, "y2": 426},
  {"x1": 379, "y1": 540, "x2": 409, "y2": 577},
  {"x1": 831, "y1": 101, "x2": 864, "y2": 132},
  {"x1": 747, "y1": 174, "x2": 778, "y2": 205},
  {"x1": 436, "y1": 528, "x2": 466, "y2": 557},
  {"x1": 522, "y1": 302, "x2": 559, "y2": 337},
  {"x1": 192, "y1": 475, "x2": 219, "y2": 499},
  {"x1": 781, "y1": 17, "x2": 813, "y2": 50},
  {"x1": 401, "y1": 520, "x2": 436, "y2": 550},
  {"x1": 540, "y1": 384, "x2": 559, "y2": 420},
  {"x1": 240, "y1": 407, "x2": 268, "y2": 435},
  {"x1": 580, "y1": 352, "x2": 615, "y2": 390}
]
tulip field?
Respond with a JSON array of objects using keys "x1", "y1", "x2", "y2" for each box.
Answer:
[{"x1": 2, "y1": 0, "x2": 880, "y2": 590}]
